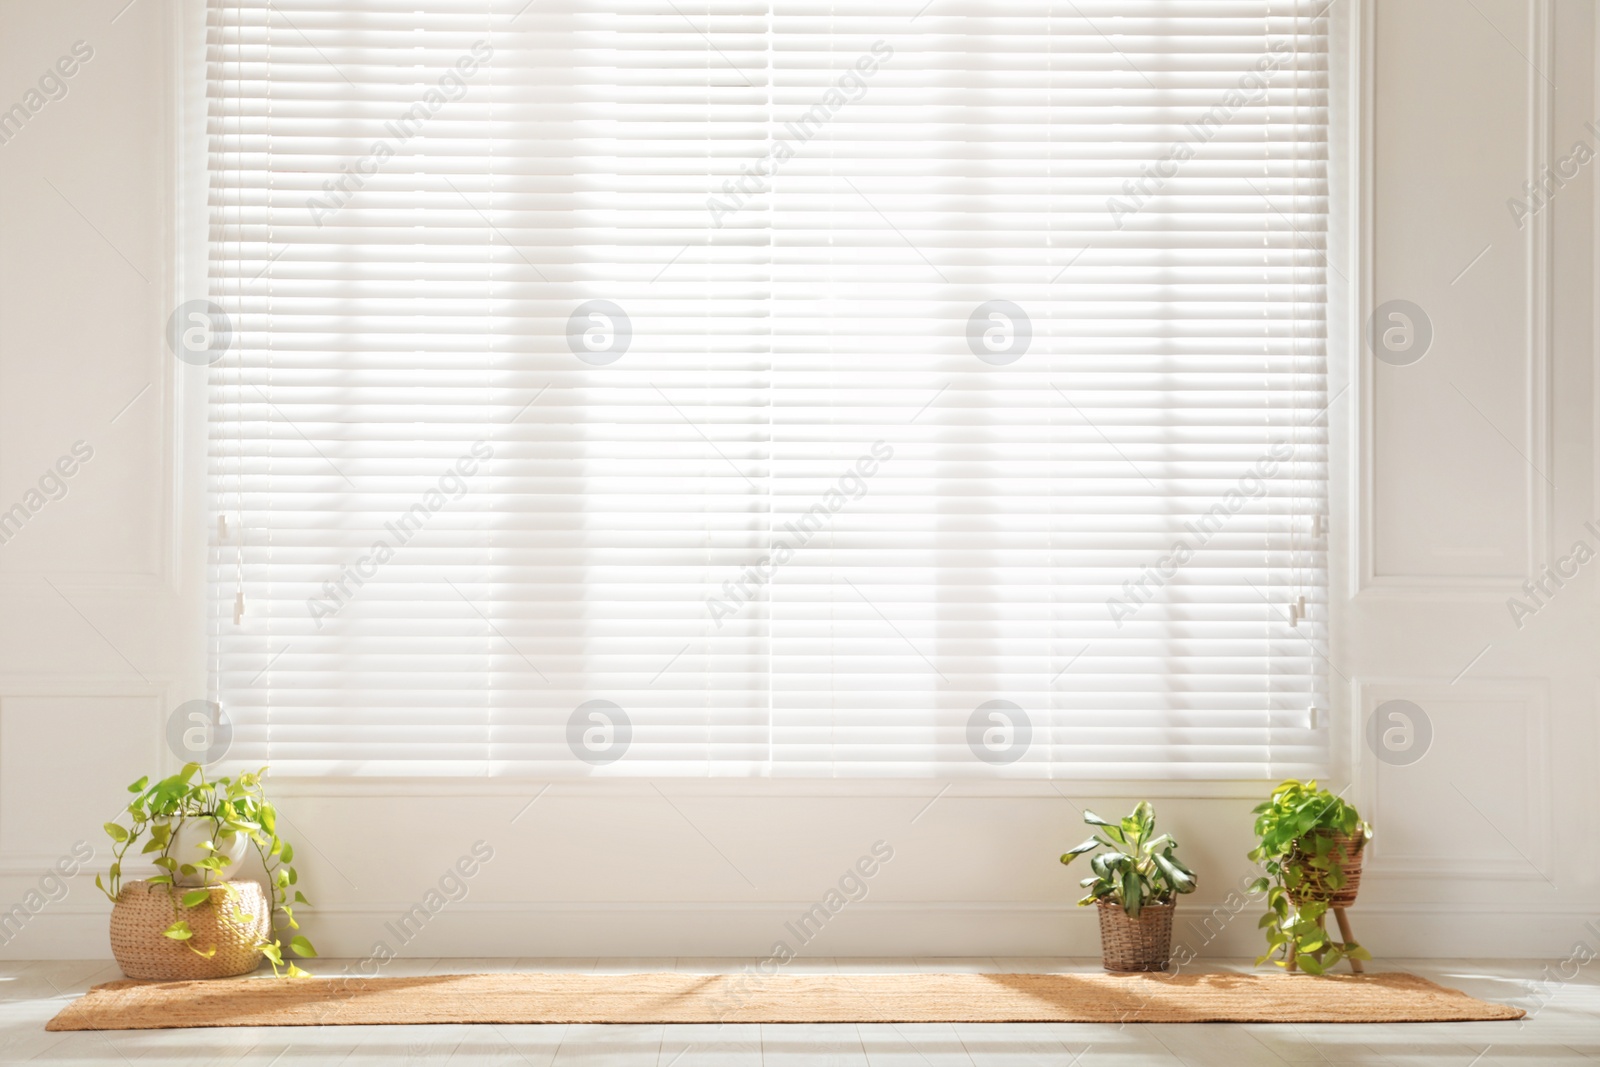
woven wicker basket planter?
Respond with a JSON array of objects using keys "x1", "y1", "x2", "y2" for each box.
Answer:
[
  {"x1": 110, "y1": 880, "x2": 271, "y2": 980},
  {"x1": 1286, "y1": 830, "x2": 1366, "y2": 907},
  {"x1": 1095, "y1": 899, "x2": 1175, "y2": 972}
]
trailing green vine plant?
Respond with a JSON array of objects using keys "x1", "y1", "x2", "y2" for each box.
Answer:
[
  {"x1": 97, "y1": 763, "x2": 316, "y2": 977},
  {"x1": 1247, "y1": 779, "x2": 1373, "y2": 975},
  {"x1": 1060, "y1": 801, "x2": 1197, "y2": 915}
]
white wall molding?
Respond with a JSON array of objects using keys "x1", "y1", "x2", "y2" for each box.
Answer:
[
  {"x1": 6, "y1": 899, "x2": 1598, "y2": 961},
  {"x1": 0, "y1": 679, "x2": 168, "y2": 698},
  {"x1": 1357, "y1": 0, "x2": 1556, "y2": 597},
  {"x1": 0, "y1": 693, "x2": 168, "y2": 872},
  {"x1": 1353, "y1": 677, "x2": 1552, "y2": 882},
  {"x1": 15, "y1": 897, "x2": 1600, "y2": 920}
]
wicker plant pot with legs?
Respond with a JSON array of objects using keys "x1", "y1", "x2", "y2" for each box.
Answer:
[
  {"x1": 1248, "y1": 780, "x2": 1373, "y2": 974},
  {"x1": 110, "y1": 879, "x2": 271, "y2": 980},
  {"x1": 1096, "y1": 899, "x2": 1175, "y2": 972}
]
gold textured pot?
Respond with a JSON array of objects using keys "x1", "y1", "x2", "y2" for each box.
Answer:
[
  {"x1": 1286, "y1": 830, "x2": 1367, "y2": 907},
  {"x1": 110, "y1": 879, "x2": 270, "y2": 980}
]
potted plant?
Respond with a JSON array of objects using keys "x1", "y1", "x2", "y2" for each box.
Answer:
[
  {"x1": 97, "y1": 763, "x2": 316, "y2": 979},
  {"x1": 1060, "y1": 801, "x2": 1197, "y2": 971},
  {"x1": 1247, "y1": 778, "x2": 1373, "y2": 974}
]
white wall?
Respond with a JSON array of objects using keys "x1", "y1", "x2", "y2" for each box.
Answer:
[{"x1": 0, "y1": 0, "x2": 1595, "y2": 962}]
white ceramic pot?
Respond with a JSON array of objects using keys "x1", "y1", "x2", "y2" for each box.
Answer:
[{"x1": 165, "y1": 818, "x2": 251, "y2": 887}]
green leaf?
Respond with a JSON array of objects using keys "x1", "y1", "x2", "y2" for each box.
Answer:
[
  {"x1": 1082, "y1": 811, "x2": 1126, "y2": 844},
  {"x1": 163, "y1": 921, "x2": 193, "y2": 941},
  {"x1": 1120, "y1": 867, "x2": 1142, "y2": 917},
  {"x1": 103, "y1": 822, "x2": 129, "y2": 843},
  {"x1": 181, "y1": 889, "x2": 212, "y2": 909},
  {"x1": 147, "y1": 874, "x2": 173, "y2": 886},
  {"x1": 288, "y1": 935, "x2": 317, "y2": 958},
  {"x1": 127, "y1": 776, "x2": 149, "y2": 793},
  {"x1": 1296, "y1": 954, "x2": 1325, "y2": 976},
  {"x1": 1095, "y1": 855, "x2": 1130, "y2": 887},
  {"x1": 1151, "y1": 852, "x2": 1195, "y2": 893},
  {"x1": 293, "y1": 891, "x2": 309, "y2": 905},
  {"x1": 1133, "y1": 800, "x2": 1154, "y2": 830},
  {"x1": 279, "y1": 843, "x2": 294, "y2": 864},
  {"x1": 186, "y1": 943, "x2": 218, "y2": 959},
  {"x1": 1077, "y1": 885, "x2": 1112, "y2": 906},
  {"x1": 1060, "y1": 837, "x2": 1100, "y2": 865}
]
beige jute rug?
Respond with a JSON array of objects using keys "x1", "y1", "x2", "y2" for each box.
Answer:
[{"x1": 47, "y1": 970, "x2": 1522, "y2": 1030}]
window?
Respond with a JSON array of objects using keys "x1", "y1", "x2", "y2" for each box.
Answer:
[{"x1": 205, "y1": 0, "x2": 1331, "y2": 778}]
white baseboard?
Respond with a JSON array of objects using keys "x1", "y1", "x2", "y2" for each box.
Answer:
[{"x1": 5, "y1": 901, "x2": 1597, "y2": 962}]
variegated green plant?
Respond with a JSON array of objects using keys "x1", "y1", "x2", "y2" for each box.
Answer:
[
  {"x1": 1059, "y1": 801, "x2": 1197, "y2": 916},
  {"x1": 97, "y1": 763, "x2": 316, "y2": 977},
  {"x1": 1247, "y1": 778, "x2": 1373, "y2": 975}
]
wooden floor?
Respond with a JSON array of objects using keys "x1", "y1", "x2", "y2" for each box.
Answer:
[{"x1": 4, "y1": 957, "x2": 1592, "y2": 1064}]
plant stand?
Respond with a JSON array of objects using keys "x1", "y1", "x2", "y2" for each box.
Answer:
[
  {"x1": 1332, "y1": 906, "x2": 1363, "y2": 974},
  {"x1": 1285, "y1": 906, "x2": 1364, "y2": 974}
]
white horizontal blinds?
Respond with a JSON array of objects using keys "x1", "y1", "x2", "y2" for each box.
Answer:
[
  {"x1": 562, "y1": 1, "x2": 776, "y2": 773},
  {"x1": 207, "y1": 0, "x2": 510, "y2": 773},
  {"x1": 207, "y1": 1, "x2": 1330, "y2": 778},
  {"x1": 756, "y1": 4, "x2": 1329, "y2": 777}
]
